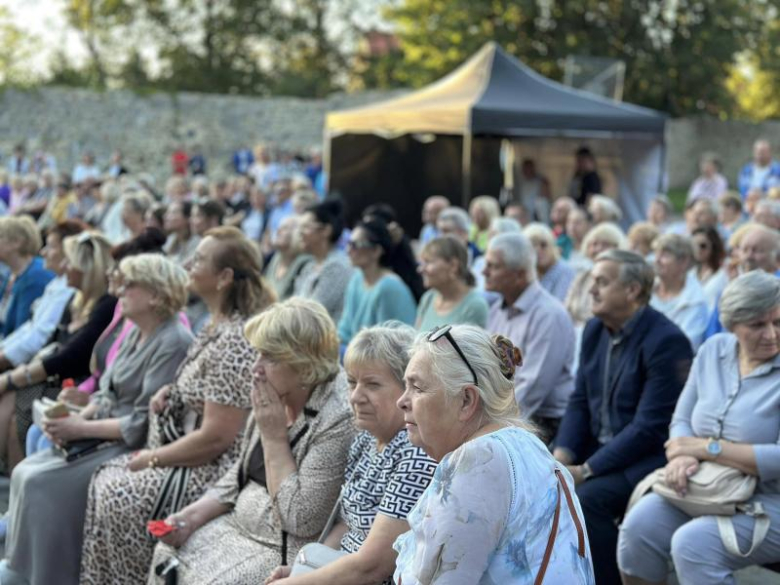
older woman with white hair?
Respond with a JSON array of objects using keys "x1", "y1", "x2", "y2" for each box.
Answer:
[
  {"x1": 619, "y1": 270, "x2": 780, "y2": 584},
  {"x1": 264, "y1": 324, "x2": 436, "y2": 585},
  {"x1": 394, "y1": 325, "x2": 594, "y2": 583},
  {"x1": 0, "y1": 254, "x2": 193, "y2": 585},
  {"x1": 524, "y1": 222, "x2": 576, "y2": 301},
  {"x1": 588, "y1": 194, "x2": 623, "y2": 225},
  {"x1": 565, "y1": 222, "x2": 628, "y2": 329},
  {"x1": 650, "y1": 233, "x2": 709, "y2": 351},
  {"x1": 147, "y1": 298, "x2": 354, "y2": 584}
]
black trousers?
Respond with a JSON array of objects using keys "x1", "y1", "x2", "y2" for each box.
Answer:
[{"x1": 575, "y1": 471, "x2": 633, "y2": 585}]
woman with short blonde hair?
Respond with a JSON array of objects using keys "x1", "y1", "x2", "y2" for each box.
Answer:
[
  {"x1": 0, "y1": 215, "x2": 53, "y2": 337},
  {"x1": 119, "y1": 254, "x2": 189, "y2": 319},
  {"x1": 148, "y1": 298, "x2": 355, "y2": 584},
  {"x1": 468, "y1": 196, "x2": 501, "y2": 252},
  {"x1": 524, "y1": 222, "x2": 576, "y2": 301}
]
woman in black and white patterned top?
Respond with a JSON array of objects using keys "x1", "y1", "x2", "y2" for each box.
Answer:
[{"x1": 264, "y1": 323, "x2": 437, "y2": 585}]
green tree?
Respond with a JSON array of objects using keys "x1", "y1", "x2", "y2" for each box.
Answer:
[
  {"x1": 0, "y1": 7, "x2": 41, "y2": 87},
  {"x1": 382, "y1": 0, "x2": 771, "y2": 116}
]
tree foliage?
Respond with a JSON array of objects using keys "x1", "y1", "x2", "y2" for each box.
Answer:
[
  {"x1": 381, "y1": 0, "x2": 772, "y2": 116},
  {"x1": 0, "y1": 7, "x2": 41, "y2": 87}
]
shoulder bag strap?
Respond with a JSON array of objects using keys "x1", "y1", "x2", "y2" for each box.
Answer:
[
  {"x1": 534, "y1": 468, "x2": 587, "y2": 585},
  {"x1": 317, "y1": 493, "x2": 343, "y2": 544},
  {"x1": 717, "y1": 502, "x2": 771, "y2": 558}
]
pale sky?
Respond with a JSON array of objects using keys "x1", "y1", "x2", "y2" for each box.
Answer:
[{"x1": 6, "y1": 0, "x2": 89, "y2": 75}]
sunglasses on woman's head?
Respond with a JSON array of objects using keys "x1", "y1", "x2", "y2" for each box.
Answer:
[{"x1": 426, "y1": 325, "x2": 479, "y2": 386}]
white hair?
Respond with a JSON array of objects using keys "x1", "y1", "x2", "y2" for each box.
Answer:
[
  {"x1": 488, "y1": 232, "x2": 537, "y2": 280},
  {"x1": 410, "y1": 325, "x2": 529, "y2": 429},
  {"x1": 490, "y1": 217, "x2": 522, "y2": 234},
  {"x1": 720, "y1": 270, "x2": 780, "y2": 331},
  {"x1": 590, "y1": 194, "x2": 623, "y2": 222},
  {"x1": 437, "y1": 207, "x2": 471, "y2": 233}
]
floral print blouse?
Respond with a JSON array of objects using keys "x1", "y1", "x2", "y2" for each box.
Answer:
[{"x1": 393, "y1": 427, "x2": 595, "y2": 584}]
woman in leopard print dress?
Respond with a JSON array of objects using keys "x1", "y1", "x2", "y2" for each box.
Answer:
[{"x1": 80, "y1": 227, "x2": 275, "y2": 585}]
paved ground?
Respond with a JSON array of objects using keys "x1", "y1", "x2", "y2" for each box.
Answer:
[{"x1": 0, "y1": 475, "x2": 775, "y2": 583}]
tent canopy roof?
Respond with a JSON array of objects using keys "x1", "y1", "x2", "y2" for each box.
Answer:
[{"x1": 326, "y1": 42, "x2": 666, "y2": 137}]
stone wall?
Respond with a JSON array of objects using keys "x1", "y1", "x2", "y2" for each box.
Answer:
[
  {"x1": 666, "y1": 116, "x2": 780, "y2": 191},
  {"x1": 0, "y1": 86, "x2": 402, "y2": 184},
  {"x1": 0, "y1": 86, "x2": 775, "y2": 192}
]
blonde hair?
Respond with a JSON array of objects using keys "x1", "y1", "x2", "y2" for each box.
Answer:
[
  {"x1": 204, "y1": 226, "x2": 276, "y2": 318},
  {"x1": 410, "y1": 325, "x2": 530, "y2": 430},
  {"x1": 244, "y1": 298, "x2": 339, "y2": 387},
  {"x1": 627, "y1": 222, "x2": 660, "y2": 251},
  {"x1": 119, "y1": 253, "x2": 189, "y2": 318},
  {"x1": 344, "y1": 323, "x2": 416, "y2": 386},
  {"x1": 0, "y1": 215, "x2": 42, "y2": 256},
  {"x1": 652, "y1": 233, "x2": 694, "y2": 263},
  {"x1": 62, "y1": 232, "x2": 113, "y2": 317},
  {"x1": 469, "y1": 196, "x2": 501, "y2": 226},
  {"x1": 523, "y1": 222, "x2": 561, "y2": 261},
  {"x1": 582, "y1": 222, "x2": 627, "y2": 260},
  {"x1": 421, "y1": 236, "x2": 475, "y2": 286}
]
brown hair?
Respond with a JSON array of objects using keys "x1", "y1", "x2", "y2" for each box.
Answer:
[
  {"x1": 422, "y1": 235, "x2": 475, "y2": 286},
  {"x1": 204, "y1": 226, "x2": 276, "y2": 318}
]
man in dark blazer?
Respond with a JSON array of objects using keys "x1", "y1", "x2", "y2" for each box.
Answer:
[{"x1": 554, "y1": 249, "x2": 693, "y2": 585}]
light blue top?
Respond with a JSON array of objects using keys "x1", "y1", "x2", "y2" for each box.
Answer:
[
  {"x1": 416, "y1": 288, "x2": 488, "y2": 331},
  {"x1": 0, "y1": 274, "x2": 74, "y2": 366},
  {"x1": 670, "y1": 333, "x2": 780, "y2": 494},
  {"x1": 650, "y1": 272, "x2": 709, "y2": 352},
  {"x1": 337, "y1": 271, "x2": 417, "y2": 344},
  {"x1": 393, "y1": 427, "x2": 594, "y2": 584}
]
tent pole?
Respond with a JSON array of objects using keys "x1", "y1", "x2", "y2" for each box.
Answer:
[
  {"x1": 322, "y1": 129, "x2": 332, "y2": 196},
  {"x1": 461, "y1": 131, "x2": 472, "y2": 207}
]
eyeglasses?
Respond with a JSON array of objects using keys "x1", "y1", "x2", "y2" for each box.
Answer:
[
  {"x1": 426, "y1": 325, "x2": 479, "y2": 386},
  {"x1": 347, "y1": 239, "x2": 376, "y2": 251}
]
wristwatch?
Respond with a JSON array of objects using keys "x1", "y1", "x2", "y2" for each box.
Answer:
[
  {"x1": 581, "y1": 462, "x2": 594, "y2": 480},
  {"x1": 707, "y1": 438, "x2": 723, "y2": 459}
]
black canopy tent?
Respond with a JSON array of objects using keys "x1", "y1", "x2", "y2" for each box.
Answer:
[{"x1": 325, "y1": 42, "x2": 667, "y2": 233}]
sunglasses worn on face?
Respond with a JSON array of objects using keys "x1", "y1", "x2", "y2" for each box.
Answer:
[{"x1": 427, "y1": 325, "x2": 479, "y2": 386}]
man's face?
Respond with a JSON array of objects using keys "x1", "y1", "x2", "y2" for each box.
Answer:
[
  {"x1": 436, "y1": 219, "x2": 467, "y2": 244},
  {"x1": 739, "y1": 231, "x2": 779, "y2": 274},
  {"x1": 589, "y1": 260, "x2": 633, "y2": 320},
  {"x1": 690, "y1": 202, "x2": 716, "y2": 230},
  {"x1": 755, "y1": 142, "x2": 772, "y2": 167},
  {"x1": 482, "y1": 248, "x2": 525, "y2": 298}
]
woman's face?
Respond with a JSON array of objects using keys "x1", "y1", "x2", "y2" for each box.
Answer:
[
  {"x1": 164, "y1": 203, "x2": 188, "y2": 234},
  {"x1": 586, "y1": 238, "x2": 617, "y2": 261},
  {"x1": 0, "y1": 236, "x2": 19, "y2": 264},
  {"x1": 397, "y1": 350, "x2": 465, "y2": 461},
  {"x1": 117, "y1": 278, "x2": 157, "y2": 322},
  {"x1": 347, "y1": 360, "x2": 405, "y2": 443},
  {"x1": 122, "y1": 204, "x2": 144, "y2": 234},
  {"x1": 253, "y1": 354, "x2": 305, "y2": 403},
  {"x1": 186, "y1": 236, "x2": 223, "y2": 298},
  {"x1": 346, "y1": 227, "x2": 380, "y2": 271},
  {"x1": 190, "y1": 206, "x2": 211, "y2": 237},
  {"x1": 654, "y1": 250, "x2": 688, "y2": 284},
  {"x1": 42, "y1": 233, "x2": 65, "y2": 275},
  {"x1": 732, "y1": 306, "x2": 780, "y2": 364},
  {"x1": 418, "y1": 251, "x2": 456, "y2": 290},
  {"x1": 566, "y1": 212, "x2": 590, "y2": 243},
  {"x1": 530, "y1": 236, "x2": 555, "y2": 270},
  {"x1": 298, "y1": 212, "x2": 326, "y2": 253},
  {"x1": 273, "y1": 218, "x2": 296, "y2": 251},
  {"x1": 692, "y1": 233, "x2": 712, "y2": 264},
  {"x1": 61, "y1": 254, "x2": 84, "y2": 290},
  {"x1": 471, "y1": 206, "x2": 488, "y2": 230}
]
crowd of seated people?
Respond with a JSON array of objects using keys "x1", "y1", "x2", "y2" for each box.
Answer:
[{"x1": 0, "y1": 137, "x2": 776, "y2": 585}]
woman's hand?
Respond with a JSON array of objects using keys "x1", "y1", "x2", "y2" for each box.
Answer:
[
  {"x1": 59, "y1": 387, "x2": 90, "y2": 407},
  {"x1": 128, "y1": 449, "x2": 156, "y2": 472},
  {"x1": 157, "y1": 511, "x2": 197, "y2": 549},
  {"x1": 150, "y1": 385, "x2": 171, "y2": 414},
  {"x1": 664, "y1": 436, "x2": 709, "y2": 462},
  {"x1": 664, "y1": 455, "x2": 699, "y2": 496},
  {"x1": 42, "y1": 415, "x2": 86, "y2": 446},
  {"x1": 264, "y1": 565, "x2": 292, "y2": 584},
  {"x1": 251, "y1": 367, "x2": 288, "y2": 442}
]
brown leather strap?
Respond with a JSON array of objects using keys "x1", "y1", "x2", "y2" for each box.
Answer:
[
  {"x1": 534, "y1": 468, "x2": 588, "y2": 585},
  {"x1": 557, "y1": 468, "x2": 587, "y2": 557}
]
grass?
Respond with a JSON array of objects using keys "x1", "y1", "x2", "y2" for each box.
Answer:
[{"x1": 667, "y1": 188, "x2": 687, "y2": 215}]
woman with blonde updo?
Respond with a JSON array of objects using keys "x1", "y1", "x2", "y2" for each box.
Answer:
[{"x1": 394, "y1": 325, "x2": 594, "y2": 583}]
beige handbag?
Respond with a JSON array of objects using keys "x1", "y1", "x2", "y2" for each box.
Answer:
[{"x1": 628, "y1": 462, "x2": 769, "y2": 557}]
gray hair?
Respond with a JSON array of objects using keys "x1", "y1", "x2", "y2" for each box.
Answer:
[
  {"x1": 344, "y1": 322, "x2": 417, "y2": 387},
  {"x1": 652, "y1": 233, "x2": 694, "y2": 263},
  {"x1": 488, "y1": 232, "x2": 537, "y2": 280},
  {"x1": 589, "y1": 194, "x2": 623, "y2": 222},
  {"x1": 595, "y1": 249, "x2": 655, "y2": 304},
  {"x1": 582, "y1": 222, "x2": 628, "y2": 259},
  {"x1": 410, "y1": 325, "x2": 529, "y2": 429},
  {"x1": 437, "y1": 207, "x2": 471, "y2": 234},
  {"x1": 490, "y1": 217, "x2": 522, "y2": 234},
  {"x1": 651, "y1": 194, "x2": 673, "y2": 215},
  {"x1": 720, "y1": 271, "x2": 780, "y2": 331},
  {"x1": 755, "y1": 199, "x2": 780, "y2": 219},
  {"x1": 524, "y1": 222, "x2": 560, "y2": 261}
]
